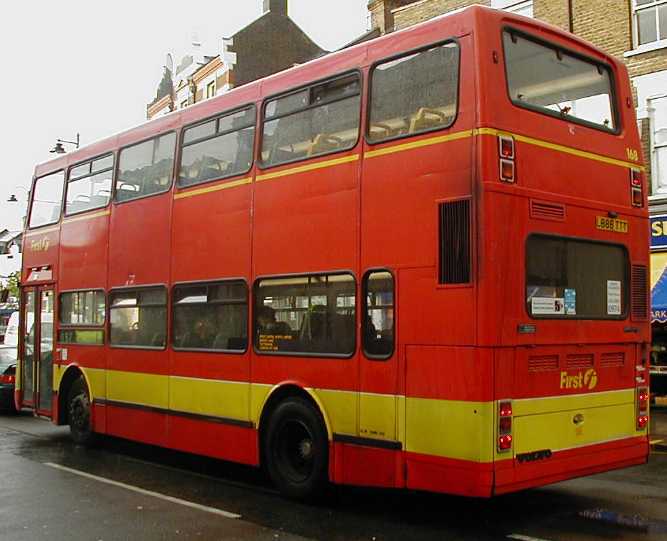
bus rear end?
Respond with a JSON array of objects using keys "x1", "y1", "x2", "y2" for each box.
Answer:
[{"x1": 474, "y1": 9, "x2": 650, "y2": 494}]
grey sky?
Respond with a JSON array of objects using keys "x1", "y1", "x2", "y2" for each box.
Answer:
[{"x1": 0, "y1": 0, "x2": 368, "y2": 231}]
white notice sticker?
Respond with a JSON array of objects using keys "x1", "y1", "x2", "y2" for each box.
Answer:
[
  {"x1": 607, "y1": 280, "x2": 621, "y2": 315},
  {"x1": 531, "y1": 297, "x2": 565, "y2": 315}
]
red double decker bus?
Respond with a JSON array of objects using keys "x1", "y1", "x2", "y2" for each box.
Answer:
[{"x1": 17, "y1": 6, "x2": 650, "y2": 499}]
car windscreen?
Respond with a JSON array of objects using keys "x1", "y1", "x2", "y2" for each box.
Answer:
[{"x1": 503, "y1": 30, "x2": 617, "y2": 132}]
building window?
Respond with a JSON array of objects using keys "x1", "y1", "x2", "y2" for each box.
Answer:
[
  {"x1": 254, "y1": 273, "x2": 356, "y2": 356},
  {"x1": 261, "y1": 73, "x2": 361, "y2": 167},
  {"x1": 634, "y1": 0, "x2": 667, "y2": 47},
  {"x1": 65, "y1": 154, "x2": 114, "y2": 215},
  {"x1": 179, "y1": 106, "x2": 255, "y2": 187},
  {"x1": 368, "y1": 41, "x2": 459, "y2": 143},
  {"x1": 110, "y1": 287, "x2": 167, "y2": 348},
  {"x1": 58, "y1": 290, "x2": 105, "y2": 345},
  {"x1": 173, "y1": 280, "x2": 248, "y2": 352},
  {"x1": 116, "y1": 132, "x2": 176, "y2": 202},
  {"x1": 491, "y1": 0, "x2": 533, "y2": 17},
  {"x1": 650, "y1": 95, "x2": 667, "y2": 194},
  {"x1": 206, "y1": 80, "x2": 216, "y2": 99}
]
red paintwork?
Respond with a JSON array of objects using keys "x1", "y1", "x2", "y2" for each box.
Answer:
[{"x1": 18, "y1": 6, "x2": 649, "y2": 497}]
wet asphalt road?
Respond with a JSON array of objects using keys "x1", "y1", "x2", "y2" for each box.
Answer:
[{"x1": 1, "y1": 412, "x2": 666, "y2": 541}]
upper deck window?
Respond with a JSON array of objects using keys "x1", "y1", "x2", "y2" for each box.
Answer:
[
  {"x1": 66, "y1": 154, "x2": 114, "y2": 215},
  {"x1": 179, "y1": 106, "x2": 255, "y2": 188},
  {"x1": 29, "y1": 171, "x2": 65, "y2": 229},
  {"x1": 503, "y1": 31, "x2": 617, "y2": 132},
  {"x1": 116, "y1": 133, "x2": 176, "y2": 202},
  {"x1": 261, "y1": 73, "x2": 361, "y2": 167},
  {"x1": 368, "y1": 42, "x2": 459, "y2": 144}
]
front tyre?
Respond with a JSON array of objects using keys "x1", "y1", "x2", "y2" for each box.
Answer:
[
  {"x1": 67, "y1": 377, "x2": 95, "y2": 446},
  {"x1": 264, "y1": 397, "x2": 329, "y2": 500}
]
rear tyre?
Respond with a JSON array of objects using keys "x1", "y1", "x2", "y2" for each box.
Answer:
[
  {"x1": 67, "y1": 377, "x2": 95, "y2": 446},
  {"x1": 264, "y1": 397, "x2": 329, "y2": 501}
]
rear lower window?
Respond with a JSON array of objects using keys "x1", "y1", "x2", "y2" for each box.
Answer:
[
  {"x1": 526, "y1": 235, "x2": 628, "y2": 319},
  {"x1": 503, "y1": 30, "x2": 617, "y2": 131}
]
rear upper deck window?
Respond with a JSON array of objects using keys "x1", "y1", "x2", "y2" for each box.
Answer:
[
  {"x1": 503, "y1": 30, "x2": 617, "y2": 131},
  {"x1": 29, "y1": 171, "x2": 65, "y2": 228},
  {"x1": 368, "y1": 42, "x2": 459, "y2": 143}
]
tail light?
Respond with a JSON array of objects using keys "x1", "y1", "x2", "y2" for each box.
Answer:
[
  {"x1": 630, "y1": 169, "x2": 643, "y2": 208},
  {"x1": 499, "y1": 136, "x2": 516, "y2": 183},
  {"x1": 0, "y1": 374, "x2": 15, "y2": 385},
  {"x1": 498, "y1": 400, "x2": 513, "y2": 452},
  {"x1": 636, "y1": 385, "x2": 649, "y2": 430}
]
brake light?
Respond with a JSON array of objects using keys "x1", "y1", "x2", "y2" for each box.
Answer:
[
  {"x1": 631, "y1": 169, "x2": 643, "y2": 208},
  {"x1": 498, "y1": 136, "x2": 516, "y2": 183},
  {"x1": 498, "y1": 400, "x2": 513, "y2": 452},
  {"x1": 0, "y1": 374, "x2": 15, "y2": 385},
  {"x1": 636, "y1": 385, "x2": 649, "y2": 431}
]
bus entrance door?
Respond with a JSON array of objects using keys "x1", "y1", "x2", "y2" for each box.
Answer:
[{"x1": 20, "y1": 287, "x2": 55, "y2": 416}]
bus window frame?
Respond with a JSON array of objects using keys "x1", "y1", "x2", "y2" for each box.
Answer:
[
  {"x1": 501, "y1": 26, "x2": 622, "y2": 136},
  {"x1": 257, "y1": 69, "x2": 364, "y2": 171},
  {"x1": 171, "y1": 277, "x2": 249, "y2": 355},
  {"x1": 27, "y1": 170, "x2": 65, "y2": 230},
  {"x1": 108, "y1": 283, "x2": 169, "y2": 351},
  {"x1": 252, "y1": 270, "x2": 358, "y2": 360},
  {"x1": 176, "y1": 103, "x2": 257, "y2": 191},
  {"x1": 524, "y1": 233, "x2": 630, "y2": 321},
  {"x1": 362, "y1": 268, "x2": 396, "y2": 361},
  {"x1": 365, "y1": 37, "x2": 461, "y2": 147},
  {"x1": 57, "y1": 288, "x2": 106, "y2": 346},
  {"x1": 113, "y1": 131, "x2": 177, "y2": 205},
  {"x1": 64, "y1": 152, "x2": 115, "y2": 217}
]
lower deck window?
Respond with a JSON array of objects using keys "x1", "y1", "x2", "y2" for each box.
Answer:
[
  {"x1": 526, "y1": 235, "x2": 628, "y2": 319},
  {"x1": 110, "y1": 287, "x2": 167, "y2": 348},
  {"x1": 255, "y1": 274, "x2": 356, "y2": 356}
]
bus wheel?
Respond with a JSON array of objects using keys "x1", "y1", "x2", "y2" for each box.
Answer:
[
  {"x1": 67, "y1": 377, "x2": 95, "y2": 446},
  {"x1": 264, "y1": 397, "x2": 328, "y2": 500}
]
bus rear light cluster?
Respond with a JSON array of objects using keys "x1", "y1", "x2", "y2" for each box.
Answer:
[
  {"x1": 631, "y1": 169, "x2": 643, "y2": 207},
  {"x1": 498, "y1": 400, "x2": 513, "y2": 452},
  {"x1": 499, "y1": 136, "x2": 516, "y2": 183},
  {"x1": 636, "y1": 386, "x2": 649, "y2": 430}
]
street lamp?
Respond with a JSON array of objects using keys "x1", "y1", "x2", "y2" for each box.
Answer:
[{"x1": 50, "y1": 133, "x2": 80, "y2": 153}]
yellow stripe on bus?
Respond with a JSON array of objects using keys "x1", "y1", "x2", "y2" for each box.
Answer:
[
  {"x1": 23, "y1": 225, "x2": 60, "y2": 238},
  {"x1": 364, "y1": 130, "x2": 474, "y2": 159},
  {"x1": 62, "y1": 209, "x2": 111, "y2": 224},
  {"x1": 174, "y1": 177, "x2": 253, "y2": 200},
  {"x1": 256, "y1": 154, "x2": 359, "y2": 182},
  {"x1": 52, "y1": 367, "x2": 641, "y2": 463}
]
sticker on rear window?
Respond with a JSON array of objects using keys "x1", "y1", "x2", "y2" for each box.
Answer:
[
  {"x1": 607, "y1": 280, "x2": 621, "y2": 315},
  {"x1": 564, "y1": 288, "x2": 576, "y2": 315},
  {"x1": 531, "y1": 297, "x2": 564, "y2": 315}
]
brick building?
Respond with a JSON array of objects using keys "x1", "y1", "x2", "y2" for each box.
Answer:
[
  {"x1": 147, "y1": 0, "x2": 326, "y2": 119},
  {"x1": 368, "y1": 0, "x2": 666, "y2": 206}
]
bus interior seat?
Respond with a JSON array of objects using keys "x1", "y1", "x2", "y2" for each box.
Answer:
[
  {"x1": 409, "y1": 107, "x2": 447, "y2": 133},
  {"x1": 307, "y1": 134, "x2": 343, "y2": 157}
]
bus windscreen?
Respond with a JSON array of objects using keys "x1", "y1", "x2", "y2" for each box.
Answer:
[{"x1": 503, "y1": 30, "x2": 616, "y2": 131}]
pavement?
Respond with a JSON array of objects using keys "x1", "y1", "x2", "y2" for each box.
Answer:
[{"x1": 650, "y1": 404, "x2": 667, "y2": 451}]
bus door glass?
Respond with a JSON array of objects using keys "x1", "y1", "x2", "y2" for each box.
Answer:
[
  {"x1": 21, "y1": 289, "x2": 36, "y2": 405},
  {"x1": 37, "y1": 289, "x2": 55, "y2": 413},
  {"x1": 20, "y1": 287, "x2": 54, "y2": 414}
]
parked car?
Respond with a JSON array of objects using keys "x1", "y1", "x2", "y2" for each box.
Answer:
[{"x1": 0, "y1": 344, "x2": 17, "y2": 413}]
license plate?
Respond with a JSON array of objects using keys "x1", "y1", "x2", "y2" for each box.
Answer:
[{"x1": 596, "y1": 216, "x2": 628, "y2": 233}]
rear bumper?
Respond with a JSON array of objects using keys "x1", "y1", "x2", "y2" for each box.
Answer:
[{"x1": 493, "y1": 436, "x2": 648, "y2": 495}]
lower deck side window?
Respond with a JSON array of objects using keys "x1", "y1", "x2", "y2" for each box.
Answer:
[
  {"x1": 255, "y1": 273, "x2": 356, "y2": 356},
  {"x1": 110, "y1": 287, "x2": 167, "y2": 348}
]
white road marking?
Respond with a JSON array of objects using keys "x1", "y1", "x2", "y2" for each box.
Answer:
[
  {"x1": 507, "y1": 535, "x2": 553, "y2": 541},
  {"x1": 650, "y1": 439, "x2": 664, "y2": 445},
  {"x1": 44, "y1": 462, "x2": 241, "y2": 519}
]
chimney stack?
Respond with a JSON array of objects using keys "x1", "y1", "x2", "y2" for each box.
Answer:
[{"x1": 263, "y1": 0, "x2": 288, "y2": 16}]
